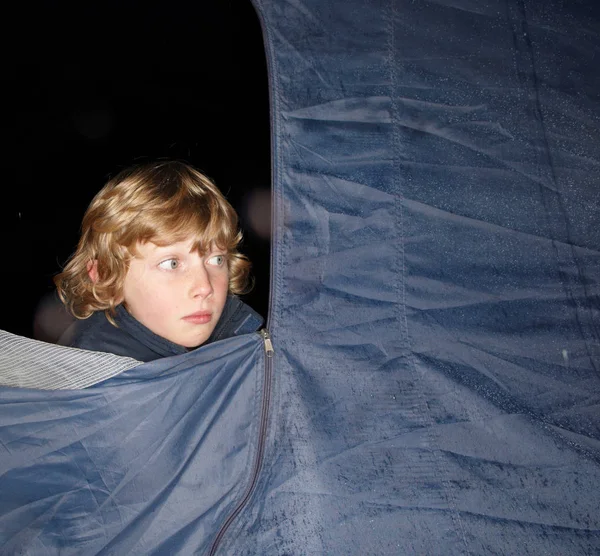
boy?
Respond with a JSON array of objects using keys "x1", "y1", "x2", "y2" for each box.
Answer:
[{"x1": 55, "y1": 160, "x2": 263, "y2": 361}]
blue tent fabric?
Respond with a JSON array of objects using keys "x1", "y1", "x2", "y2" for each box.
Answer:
[
  {"x1": 2, "y1": 0, "x2": 600, "y2": 554},
  {"x1": 1, "y1": 335, "x2": 269, "y2": 554}
]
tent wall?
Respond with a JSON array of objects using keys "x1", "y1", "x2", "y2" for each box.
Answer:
[{"x1": 224, "y1": 0, "x2": 600, "y2": 553}]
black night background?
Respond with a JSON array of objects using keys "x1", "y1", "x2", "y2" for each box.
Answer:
[{"x1": 1, "y1": 0, "x2": 271, "y2": 342}]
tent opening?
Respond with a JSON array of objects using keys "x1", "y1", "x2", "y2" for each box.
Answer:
[{"x1": 1, "y1": 0, "x2": 271, "y2": 343}]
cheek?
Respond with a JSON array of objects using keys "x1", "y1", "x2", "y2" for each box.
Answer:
[
  {"x1": 127, "y1": 285, "x2": 174, "y2": 325},
  {"x1": 216, "y1": 272, "x2": 230, "y2": 296},
  {"x1": 123, "y1": 272, "x2": 164, "y2": 314}
]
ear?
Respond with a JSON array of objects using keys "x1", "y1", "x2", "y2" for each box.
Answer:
[{"x1": 87, "y1": 260, "x2": 99, "y2": 283}]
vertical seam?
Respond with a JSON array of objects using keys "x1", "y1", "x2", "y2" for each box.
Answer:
[{"x1": 387, "y1": 0, "x2": 470, "y2": 552}]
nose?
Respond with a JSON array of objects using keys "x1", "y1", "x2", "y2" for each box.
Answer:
[{"x1": 189, "y1": 265, "x2": 213, "y2": 298}]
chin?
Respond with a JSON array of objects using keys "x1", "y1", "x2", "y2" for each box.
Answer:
[{"x1": 180, "y1": 336, "x2": 210, "y2": 349}]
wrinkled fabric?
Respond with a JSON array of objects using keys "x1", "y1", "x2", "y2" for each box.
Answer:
[
  {"x1": 0, "y1": 334, "x2": 267, "y2": 554},
  {"x1": 225, "y1": 0, "x2": 599, "y2": 554},
  {"x1": 1, "y1": 0, "x2": 600, "y2": 554}
]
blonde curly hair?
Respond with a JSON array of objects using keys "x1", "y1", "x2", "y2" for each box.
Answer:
[{"x1": 55, "y1": 160, "x2": 251, "y2": 322}]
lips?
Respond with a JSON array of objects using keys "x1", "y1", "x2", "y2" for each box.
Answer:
[{"x1": 182, "y1": 311, "x2": 212, "y2": 325}]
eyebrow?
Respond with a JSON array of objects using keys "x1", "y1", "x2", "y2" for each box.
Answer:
[
  {"x1": 147, "y1": 240, "x2": 224, "y2": 256},
  {"x1": 148, "y1": 240, "x2": 193, "y2": 251}
]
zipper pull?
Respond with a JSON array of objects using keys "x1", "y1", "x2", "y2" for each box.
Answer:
[{"x1": 259, "y1": 329, "x2": 274, "y2": 357}]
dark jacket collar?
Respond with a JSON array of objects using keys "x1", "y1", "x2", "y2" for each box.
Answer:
[
  {"x1": 114, "y1": 304, "x2": 187, "y2": 359},
  {"x1": 61, "y1": 296, "x2": 264, "y2": 362}
]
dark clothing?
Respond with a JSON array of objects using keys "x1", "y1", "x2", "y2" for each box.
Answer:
[{"x1": 58, "y1": 296, "x2": 264, "y2": 362}]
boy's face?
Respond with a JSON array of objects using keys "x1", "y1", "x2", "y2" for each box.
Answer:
[{"x1": 121, "y1": 238, "x2": 229, "y2": 348}]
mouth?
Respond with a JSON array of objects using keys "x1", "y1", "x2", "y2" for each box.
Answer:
[{"x1": 182, "y1": 311, "x2": 212, "y2": 325}]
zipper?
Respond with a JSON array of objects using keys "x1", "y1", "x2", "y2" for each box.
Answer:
[
  {"x1": 259, "y1": 328, "x2": 274, "y2": 357},
  {"x1": 208, "y1": 329, "x2": 274, "y2": 555},
  {"x1": 208, "y1": 5, "x2": 277, "y2": 553}
]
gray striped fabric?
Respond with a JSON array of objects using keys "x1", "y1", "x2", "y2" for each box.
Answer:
[{"x1": 0, "y1": 329, "x2": 142, "y2": 390}]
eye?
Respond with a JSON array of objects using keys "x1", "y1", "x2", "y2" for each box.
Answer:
[
  {"x1": 207, "y1": 254, "x2": 226, "y2": 267},
  {"x1": 158, "y1": 258, "x2": 179, "y2": 270}
]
